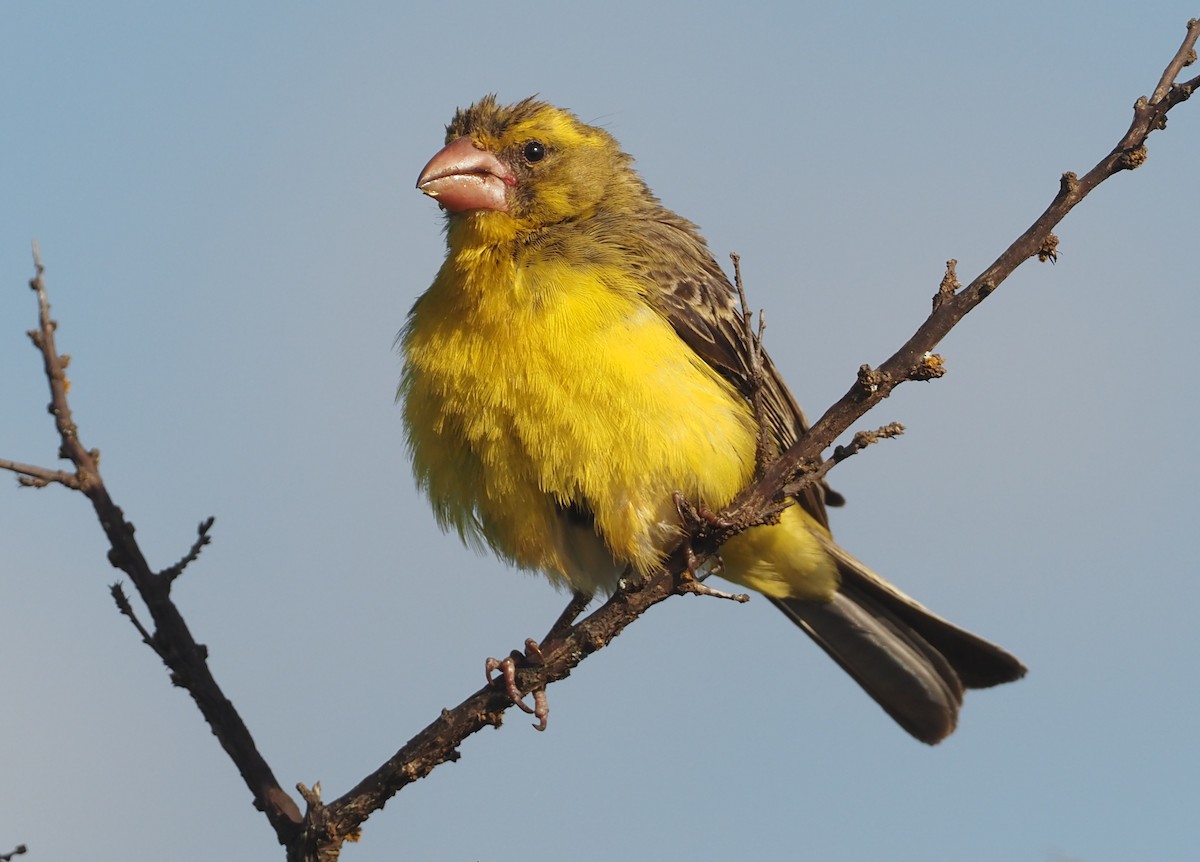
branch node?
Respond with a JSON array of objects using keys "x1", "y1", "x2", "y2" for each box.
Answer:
[
  {"x1": 779, "y1": 459, "x2": 828, "y2": 505},
  {"x1": 932, "y1": 259, "x2": 960, "y2": 311},
  {"x1": 855, "y1": 364, "x2": 889, "y2": 395},
  {"x1": 910, "y1": 352, "x2": 946, "y2": 381},
  {"x1": 1036, "y1": 233, "x2": 1060, "y2": 263},
  {"x1": 1118, "y1": 144, "x2": 1148, "y2": 170}
]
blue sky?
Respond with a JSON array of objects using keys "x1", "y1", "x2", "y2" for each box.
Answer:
[{"x1": 3, "y1": 3, "x2": 1198, "y2": 860}]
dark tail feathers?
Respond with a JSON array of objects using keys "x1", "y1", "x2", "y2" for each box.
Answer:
[{"x1": 772, "y1": 546, "x2": 1026, "y2": 744}]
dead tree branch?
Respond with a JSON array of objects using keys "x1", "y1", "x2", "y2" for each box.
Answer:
[
  {"x1": 307, "y1": 21, "x2": 1200, "y2": 852},
  {"x1": 4, "y1": 19, "x2": 1198, "y2": 862},
  {"x1": 729, "y1": 19, "x2": 1199, "y2": 519},
  {"x1": 6, "y1": 247, "x2": 305, "y2": 847}
]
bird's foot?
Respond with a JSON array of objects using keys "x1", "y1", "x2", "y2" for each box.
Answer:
[
  {"x1": 670, "y1": 492, "x2": 751, "y2": 602},
  {"x1": 485, "y1": 638, "x2": 550, "y2": 731},
  {"x1": 672, "y1": 491, "x2": 738, "y2": 580},
  {"x1": 673, "y1": 490, "x2": 730, "y2": 532},
  {"x1": 542, "y1": 590, "x2": 591, "y2": 648}
]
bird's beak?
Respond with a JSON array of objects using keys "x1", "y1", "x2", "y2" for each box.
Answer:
[{"x1": 416, "y1": 136, "x2": 514, "y2": 213}]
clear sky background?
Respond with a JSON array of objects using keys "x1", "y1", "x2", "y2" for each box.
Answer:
[{"x1": 3, "y1": 3, "x2": 1198, "y2": 861}]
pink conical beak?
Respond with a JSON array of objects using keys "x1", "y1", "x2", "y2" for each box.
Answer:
[{"x1": 416, "y1": 136, "x2": 515, "y2": 213}]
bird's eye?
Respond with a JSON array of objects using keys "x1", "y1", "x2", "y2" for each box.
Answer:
[{"x1": 523, "y1": 141, "x2": 546, "y2": 163}]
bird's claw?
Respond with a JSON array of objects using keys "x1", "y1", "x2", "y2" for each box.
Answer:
[
  {"x1": 673, "y1": 490, "x2": 728, "y2": 531},
  {"x1": 669, "y1": 492, "x2": 750, "y2": 601},
  {"x1": 485, "y1": 638, "x2": 550, "y2": 731},
  {"x1": 672, "y1": 491, "x2": 733, "y2": 579}
]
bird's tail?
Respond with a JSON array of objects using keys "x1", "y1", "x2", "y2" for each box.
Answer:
[{"x1": 771, "y1": 543, "x2": 1026, "y2": 744}]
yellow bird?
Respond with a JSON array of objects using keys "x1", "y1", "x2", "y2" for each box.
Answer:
[{"x1": 400, "y1": 95, "x2": 1025, "y2": 743}]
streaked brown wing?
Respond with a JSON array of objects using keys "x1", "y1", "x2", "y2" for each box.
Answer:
[{"x1": 633, "y1": 214, "x2": 837, "y2": 529}]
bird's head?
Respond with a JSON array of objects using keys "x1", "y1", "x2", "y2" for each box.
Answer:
[{"x1": 416, "y1": 95, "x2": 647, "y2": 242}]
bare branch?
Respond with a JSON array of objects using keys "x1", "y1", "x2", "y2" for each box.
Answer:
[
  {"x1": 111, "y1": 583, "x2": 156, "y2": 648},
  {"x1": 313, "y1": 22, "x2": 1200, "y2": 849},
  {"x1": 5, "y1": 251, "x2": 304, "y2": 846},
  {"x1": 0, "y1": 458, "x2": 82, "y2": 489},
  {"x1": 1150, "y1": 19, "x2": 1200, "y2": 104},
  {"x1": 6, "y1": 20, "x2": 1199, "y2": 862},
  {"x1": 725, "y1": 18, "x2": 1200, "y2": 528},
  {"x1": 160, "y1": 517, "x2": 216, "y2": 583}
]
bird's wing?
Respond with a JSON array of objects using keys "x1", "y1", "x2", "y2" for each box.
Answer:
[{"x1": 633, "y1": 214, "x2": 838, "y2": 528}]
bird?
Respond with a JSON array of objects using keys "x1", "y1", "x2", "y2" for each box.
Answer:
[{"x1": 399, "y1": 95, "x2": 1025, "y2": 744}]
